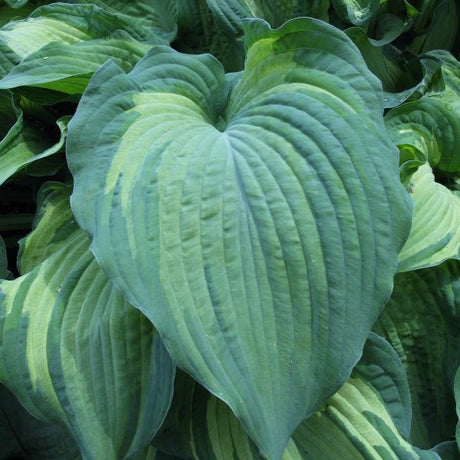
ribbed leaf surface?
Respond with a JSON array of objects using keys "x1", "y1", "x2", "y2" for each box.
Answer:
[
  {"x1": 0, "y1": 91, "x2": 68, "y2": 186},
  {"x1": 154, "y1": 335, "x2": 437, "y2": 459},
  {"x1": 373, "y1": 261, "x2": 460, "y2": 448},
  {"x1": 294, "y1": 334, "x2": 438, "y2": 459},
  {"x1": 67, "y1": 18, "x2": 411, "y2": 459},
  {"x1": 397, "y1": 163, "x2": 460, "y2": 271},
  {"x1": 385, "y1": 53, "x2": 460, "y2": 271},
  {"x1": 0, "y1": 3, "x2": 167, "y2": 91},
  {"x1": 0, "y1": 183, "x2": 175, "y2": 458},
  {"x1": 205, "y1": 0, "x2": 329, "y2": 31}
]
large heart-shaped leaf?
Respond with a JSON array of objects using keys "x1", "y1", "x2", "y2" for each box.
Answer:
[
  {"x1": 0, "y1": 183, "x2": 175, "y2": 458},
  {"x1": 67, "y1": 18, "x2": 411, "y2": 459}
]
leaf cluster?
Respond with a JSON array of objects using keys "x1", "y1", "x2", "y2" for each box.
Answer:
[{"x1": 0, "y1": 0, "x2": 459, "y2": 459}]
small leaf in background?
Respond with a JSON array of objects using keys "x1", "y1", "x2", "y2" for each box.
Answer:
[
  {"x1": 0, "y1": 91, "x2": 69, "y2": 186},
  {"x1": 397, "y1": 163, "x2": 460, "y2": 271},
  {"x1": 384, "y1": 51, "x2": 460, "y2": 271},
  {"x1": 67, "y1": 17, "x2": 411, "y2": 459},
  {"x1": 0, "y1": 2, "x2": 172, "y2": 91},
  {"x1": 205, "y1": 0, "x2": 330, "y2": 32},
  {"x1": 373, "y1": 260, "x2": 460, "y2": 448},
  {"x1": 174, "y1": 0, "x2": 246, "y2": 72},
  {"x1": 455, "y1": 367, "x2": 460, "y2": 452},
  {"x1": 330, "y1": 0, "x2": 380, "y2": 26},
  {"x1": 0, "y1": 183, "x2": 176, "y2": 458},
  {"x1": 0, "y1": 39, "x2": 151, "y2": 95},
  {"x1": 0, "y1": 235, "x2": 11, "y2": 279},
  {"x1": 407, "y1": 0, "x2": 459, "y2": 55}
]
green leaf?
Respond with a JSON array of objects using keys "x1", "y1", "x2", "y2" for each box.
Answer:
[
  {"x1": 407, "y1": 0, "x2": 459, "y2": 55},
  {"x1": 175, "y1": 0, "x2": 245, "y2": 73},
  {"x1": 430, "y1": 441, "x2": 460, "y2": 459},
  {"x1": 68, "y1": 17, "x2": 411, "y2": 459},
  {"x1": 0, "y1": 183, "x2": 175, "y2": 458},
  {"x1": 0, "y1": 383, "x2": 81, "y2": 459},
  {"x1": 331, "y1": 0, "x2": 380, "y2": 26},
  {"x1": 293, "y1": 333, "x2": 439, "y2": 459},
  {"x1": 17, "y1": 182, "x2": 78, "y2": 273},
  {"x1": 397, "y1": 163, "x2": 460, "y2": 271},
  {"x1": 154, "y1": 334, "x2": 438, "y2": 459},
  {"x1": 345, "y1": 27, "x2": 418, "y2": 100},
  {"x1": 0, "y1": 38, "x2": 151, "y2": 94},
  {"x1": 205, "y1": 0, "x2": 330, "y2": 31},
  {"x1": 455, "y1": 368, "x2": 460, "y2": 452},
  {"x1": 0, "y1": 236, "x2": 11, "y2": 279},
  {"x1": 153, "y1": 370, "x2": 263, "y2": 459},
  {"x1": 373, "y1": 261, "x2": 460, "y2": 448},
  {"x1": 385, "y1": 53, "x2": 460, "y2": 270},
  {"x1": 0, "y1": 3, "x2": 166, "y2": 79},
  {"x1": 0, "y1": 91, "x2": 69, "y2": 186},
  {"x1": 385, "y1": 95, "x2": 460, "y2": 174},
  {"x1": 83, "y1": 0, "x2": 178, "y2": 43}
]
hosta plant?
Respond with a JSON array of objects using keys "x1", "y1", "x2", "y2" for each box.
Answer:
[{"x1": 0, "y1": 1, "x2": 459, "y2": 459}]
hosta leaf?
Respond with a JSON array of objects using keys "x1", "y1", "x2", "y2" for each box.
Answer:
[
  {"x1": 205, "y1": 0, "x2": 330, "y2": 32},
  {"x1": 154, "y1": 335, "x2": 436, "y2": 459},
  {"x1": 17, "y1": 182, "x2": 78, "y2": 273},
  {"x1": 431, "y1": 441, "x2": 460, "y2": 459},
  {"x1": 330, "y1": 0, "x2": 380, "y2": 26},
  {"x1": 175, "y1": 0, "x2": 245, "y2": 73},
  {"x1": 5, "y1": 0, "x2": 30, "y2": 7},
  {"x1": 0, "y1": 3, "x2": 166, "y2": 81},
  {"x1": 0, "y1": 383, "x2": 81, "y2": 459},
  {"x1": 0, "y1": 38, "x2": 151, "y2": 94},
  {"x1": 0, "y1": 236, "x2": 10, "y2": 279},
  {"x1": 397, "y1": 163, "x2": 460, "y2": 271},
  {"x1": 83, "y1": 0, "x2": 178, "y2": 43},
  {"x1": 456, "y1": 367, "x2": 460, "y2": 451},
  {"x1": 385, "y1": 92, "x2": 460, "y2": 174},
  {"x1": 373, "y1": 260, "x2": 460, "y2": 448},
  {"x1": 407, "y1": 0, "x2": 459, "y2": 55},
  {"x1": 293, "y1": 333, "x2": 439, "y2": 459},
  {"x1": 385, "y1": 53, "x2": 460, "y2": 270},
  {"x1": 345, "y1": 27, "x2": 420, "y2": 104},
  {"x1": 67, "y1": 18, "x2": 411, "y2": 459},
  {"x1": 0, "y1": 183, "x2": 175, "y2": 458},
  {"x1": 0, "y1": 91, "x2": 69, "y2": 186}
]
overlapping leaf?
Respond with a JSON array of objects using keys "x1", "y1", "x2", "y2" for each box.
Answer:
[
  {"x1": 385, "y1": 52, "x2": 460, "y2": 271},
  {"x1": 397, "y1": 163, "x2": 460, "y2": 271},
  {"x1": 0, "y1": 383, "x2": 81, "y2": 460},
  {"x1": 0, "y1": 183, "x2": 175, "y2": 458},
  {"x1": 67, "y1": 17, "x2": 411, "y2": 459},
  {"x1": 293, "y1": 333, "x2": 439, "y2": 459},
  {"x1": 0, "y1": 3, "x2": 166, "y2": 94},
  {"x1": 153, "y1": 334, "x2": 440, "y2": 459},
  {"x1": 0, "y1": 90, "x2": 68, "y2": 186},
  {"x1": 373, "y1": 260, "x2": 460, "y2": 448},
  {"x1": 331, "y1": 0, "x2": 380, "y2": 26},
  {"x1": 205, "y1": 0, "x2": 330, "y2": 32},
  {"x1": 455, "y1": 368, "x2": 460, "y2": 451},
  {"x1": 0, "y1": 236, "x2": 10, "y2": 279}
]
